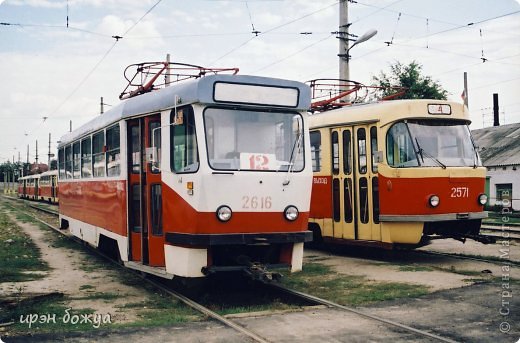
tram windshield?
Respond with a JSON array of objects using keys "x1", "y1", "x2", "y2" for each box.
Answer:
[
  {"x1": 204, "y1": 108, "x2": 304, "y2": 172},
  {"x1": 386, "y1": 120, "x2": 480, "y2": 168}
]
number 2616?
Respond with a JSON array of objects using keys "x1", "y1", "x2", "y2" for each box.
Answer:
[{"x1": 242, "y1": 196, "x2": 272, "y2": 209}]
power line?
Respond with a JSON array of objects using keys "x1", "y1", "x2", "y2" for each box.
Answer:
[
  {"x1": 13, "y1": 0, "x2": 164, "y2": 156},
  {"x1": 0, "y1": 22, "x2": 112, "y2": 38},
  {"x1": 253, "y1": 34, "x2": 335, "y2": 73},
  {"x1": 412, "y1": 9, "x2": 520, "y2": 41},
  {"x1": 209, "y1": 1, "x2": 339, "y2": 65},
  {"x1": 351, "y1": 0, "x2": 405, "y2": 24}
]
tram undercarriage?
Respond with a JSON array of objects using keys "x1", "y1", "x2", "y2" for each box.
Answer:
[{"x1": 423, "y1": 219, "x2": 496, "y2": 244}]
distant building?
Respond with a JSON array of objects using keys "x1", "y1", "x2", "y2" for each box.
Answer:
[
  {"x1": 29, "y1": 163, "x2": 49, "y2": 175},
  {"x1": 472, "y1": 123, "x2": 520, "y2": 211}
]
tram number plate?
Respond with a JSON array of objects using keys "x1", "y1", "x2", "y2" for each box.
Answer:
[
  {"x1": 451, "y1": 187, "x2": 469, "y2": 198},
  {"x1": 242, "y1": 196, "x2": 272, "y2": 209}
]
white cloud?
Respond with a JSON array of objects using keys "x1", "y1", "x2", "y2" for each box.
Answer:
[{"x1": 5, "y1": 0, "x2": 64, "y2": 8}]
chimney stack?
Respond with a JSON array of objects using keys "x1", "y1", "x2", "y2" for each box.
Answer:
[{"x1": 493, "y1": 93, "x2": 499, "y2": 127}]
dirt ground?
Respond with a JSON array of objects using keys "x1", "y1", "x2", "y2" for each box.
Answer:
[
  {"x1": 1, "y1": 205, "x2": 518, "y2": 342},
  {"x1": 0, "y1": 211, "x2": 150, "y2": 324},
  {"x1": 5, "y1": 265, "x2": 518, "y2": 343},
  {"x1": 421, "y1": 238, "x2": 520, "y2": 262}
]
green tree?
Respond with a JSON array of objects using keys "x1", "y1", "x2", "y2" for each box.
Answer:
[{"x1": 372, "y1": 61, "x2": 448, "y2": 100}]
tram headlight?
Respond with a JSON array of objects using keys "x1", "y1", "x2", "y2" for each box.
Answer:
[
  {"x1": 216, "y1": 205, "x2": 232, "y2": 222},
  {"x1": 478, "y1": 193, "x2": 488, "y2": 205},
  {"x1": 429, "y1": 195, "x2": 440, "y2": 208},
  {"x1": 284, "y1": 205, "x2": 299, "y2": 221}
]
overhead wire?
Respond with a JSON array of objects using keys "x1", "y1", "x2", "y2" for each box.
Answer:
[
  {"x1": 253, "y1": 33, "x2": 335, "y2": 73},
  {"x1": 209, "y1": 1, "x2": 339, "y2": 66},
  {"x1": 0, "y1": 22, "x2": 113, "y2": 38},
  {"x1": 13, "y1": 0, "x2": 163, "y2": 156}
]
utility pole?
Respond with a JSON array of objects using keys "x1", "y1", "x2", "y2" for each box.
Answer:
[
  {"x1": 463, "y1": 72, "x2": 469, "y2": 108},
  {"x1": 35, "y1": 139, "x2": 39, "y2": 167},
  {"x1": 26, "y1": 144, "x2": 29, "y2": 176},
  {"x1": 100, "y1": 97, "x2": 104, "y2": 114},
  {"x1": 338, "y1": 0, "x2": 350, "y2": 83},
  {"x1": 70, "y1": 120, "x2": 72, "y2": 132},
  {"x1": 48, "y1": 133, "x2": 52, "y2": 167},
  {"x1": 165, "y1": 53, "x2": 171, "y2": 86}
]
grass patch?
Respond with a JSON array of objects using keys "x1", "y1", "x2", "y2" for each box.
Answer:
[
  {"x1": 280, "y1": 263, "x2": 430, "y2": 306},
  {"x1": 114, "y1": 293, "x2": 200, "y2": 327},
  {"x1": 0, "y1": 211, "x2": 49, "y2": 282},
  {"x1": 79, "y1": 285, "x2": 95, "y2": 291},
  {"x1": 14, "y1": 212, "x2": 35, "y2": 223},
  {"x1": 398, "y1": 265, "x2": 435, "y2": 272},
  {"x1": 1, "y1": 295, "x2": 103, "y2": 336},
  {"x1": 73, "y1": 292, "x2": 120, "y2": 301}
]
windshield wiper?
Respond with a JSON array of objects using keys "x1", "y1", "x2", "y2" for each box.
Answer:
[
  {"x1": 283, "y1": 128, "x2": 303, "y2": 186},
  {"x1": 415, "y1": 138, "x2": 446, "y2": 169}
]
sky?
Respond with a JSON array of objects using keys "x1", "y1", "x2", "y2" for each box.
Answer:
[{"x1": 0, "y1": 0, "x2": 519, "y2": 165}]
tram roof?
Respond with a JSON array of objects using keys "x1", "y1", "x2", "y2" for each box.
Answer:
[
  {"x1": 40, "y1": 170, "x2": 58, "y2": 177},
  {"x1": 59, "y1": 74, "x2": 311, "y2": 147},
  {"x1": 308, "y1": 99, "x2": 469, "y2": 130}
]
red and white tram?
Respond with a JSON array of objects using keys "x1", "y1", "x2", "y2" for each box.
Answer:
[
  {"x1": 307, "y1": 81, "x2": 488, "y2": 248},
  {"x1": 58, "y1": 68, "x2": 313, "y2": 279},
  {"x1": 18, "y1": 174, "x2": 40, "y2": 200},
  {"x1": 39, "y1": 170, "x2": 59, "y2": 203}
]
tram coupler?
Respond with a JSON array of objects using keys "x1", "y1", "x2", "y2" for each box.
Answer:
[
  {"x1": 243, "y1": 262, "x2": 282, "y2": 283},
  {"x1": 468, "y1": 234, "x2": 497, "y2": 244},
  {"x1": 445, "y1": 234, "x2": 497, "y2": 244}
]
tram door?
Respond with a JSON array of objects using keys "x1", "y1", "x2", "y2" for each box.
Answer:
[
  {"x1": 331, "y1": 126, "x2": 381, "y2": 241},
  {"x1": 331, "y1": 128, "x2": 355, "y2": 239},
  {"x1": 127, "y1": 114, "x2": 165, "y2": 266}
]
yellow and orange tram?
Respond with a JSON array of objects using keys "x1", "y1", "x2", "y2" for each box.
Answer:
[{"x1": 308, "y1": 98, "x2": 488, "y2": 248}]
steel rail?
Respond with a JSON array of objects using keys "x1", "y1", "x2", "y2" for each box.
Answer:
[
  {"x1": 267, "y1": 283, "x2": 459, "y2": 343},
  {"x1": 4, "y1": 195, "x2": 495, "y2": 342},
  {"x1": 414, "y1": 249, "x2": 520, "y2": 266},
  {"x1": 26, "y1": 203, "x2": 59, "y2": 217},
  {"x1": 2, "y1": 197, "x2": 271, "y2": 343}
]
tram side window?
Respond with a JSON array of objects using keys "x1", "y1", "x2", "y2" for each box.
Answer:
[
  {"x1": 149, "y1": 121, "x2": 161, "y2": 173},
  {"x1": 332, "y1": 131, "x2": 339, "y2": 175},
  {"x1": 92, "y1": 131, "x2": 106, "y2": 177},
  {"x1": 357, "y1": 128, "x2": 367, "y2": 174},
  {"x1": 386, "y1": 122, "x2": 419, "y2": 167},
  {"x1": 81, "y1": 137, "x2": 92, "y2": 178},
  {"x1": 171, "y1": 107, "x2": 199, "y2": 173},
  {"x1": 106, "y1": 125, "x2": 121, "y2": 177},
  {"x1": 370, "y1": 126, "x2": 378, "y2": 173},
  {"x1": 58, "y1": 148, "x2": 65, "y2": 180},
  {"x1": 130, "y1": 125, "x2": 141, "y2": 174},
  {"x1": 65, "y1": 145, "x2": 73, "y2": 179},
  {"x1": 73, "y1": 142, "x2": 81, "y2": 179},
  {"x1": 310, "y1": 131, "x2": 321, "y2": 172},
  {"x1": 343, "y1": 130, "x2": 352, "y2": 175},
  {"x1": 151, "y1": 184, "x2": 163, "y2": 235}
]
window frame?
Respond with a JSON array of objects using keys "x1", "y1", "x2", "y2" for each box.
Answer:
[
  {"x1": 92, "y1": 130, "x2": 106, "y2": 178},
  {"x1": 310, "y1": 130, "x2": 322, "y2": 173},
  {"x1": 170, "y1": 106, "x2": 199, "y2": 174},
  {"x1": 72, "y1": 141, "x2": 81, "y2": 179},
  {"x1": 81, "y1": 136, "x2": 92, "y2": 178},
  {"x1": 106, "y1": 124, "x2": 121, "y2": 177}
]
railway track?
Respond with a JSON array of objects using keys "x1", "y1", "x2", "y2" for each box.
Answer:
[
  {"x1": 413, "y1": 249, "x2": 520, "y2": 267},
  {"x1": 480, "y1": 225, "x2": 520, "y2": 242},
  {"x1": 1, "y1": 195, "x2": 465, "y2": 343}
]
